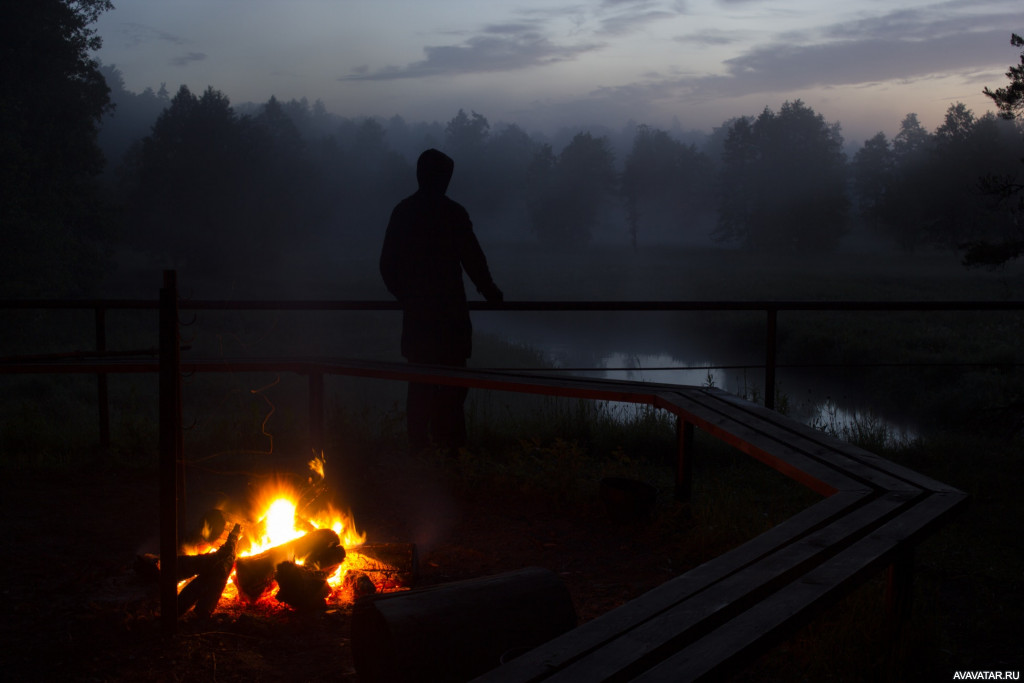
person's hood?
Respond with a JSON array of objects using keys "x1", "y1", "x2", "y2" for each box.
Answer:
[{"x1": 416, "y1": 148, "x2": 454, "y2": 195}]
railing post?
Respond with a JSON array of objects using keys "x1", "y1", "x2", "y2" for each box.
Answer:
[
  {"x1": 764, "y1": 307, "x2": 777, "y2": 410},
  {"x1": 94, "y1": 306, "x2": 110, "y2": 457},
  {"x1": 159, "y1": 270, "x2": 182, "y2": 634},
  {"x1": 675, "y1": 418, "x2": 694, "y2": 503}
]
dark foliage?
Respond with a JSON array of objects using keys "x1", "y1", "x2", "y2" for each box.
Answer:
[
  {"x1": 713, "y1": 100, "x2": 848, "y2": 252},
  {"x1": 622, "y1": 125, "x2": 714, "y2": 249},
  {"x1": 0, "y1": 0, "x2": 113, "y2": 297},
  {"x1": 983, "y1": 33, "x2": 1024, "y2": 121},
  {"x1": 529, "y1": 132, "x2": 617, "y2": 247},
  {"x1": 962, "y1": 33, "x2": 1024, "y2": 267}
]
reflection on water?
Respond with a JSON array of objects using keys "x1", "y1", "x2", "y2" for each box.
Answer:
[
  {"x1": 600, "y1": 352, "x2": 731, "y2": 390},
  {"x1": 475, "y1": 318, "x2": 918, "y2": 445},
  {"x1": 808, "y1": 400, "x2": 918, "y2": 447},
  {"x1": 596, "y1": 353, "x2": 918, "y2": 446}
]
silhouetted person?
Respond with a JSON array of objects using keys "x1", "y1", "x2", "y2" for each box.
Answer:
[{"x1": 380, "y1": 149, "x2": 503, "y2": 452}]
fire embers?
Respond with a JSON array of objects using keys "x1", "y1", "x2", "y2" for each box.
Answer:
[{"x1": 136, "y1": 537, "x2": 419, "y2": 618}]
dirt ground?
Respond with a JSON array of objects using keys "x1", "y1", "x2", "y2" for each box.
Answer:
[
  {"x1": 2, "y1": 444, "x2": 1017, "y2": 682},
  {"x1": 0, "y1": 450, "x2": 705, "y2": 683}
]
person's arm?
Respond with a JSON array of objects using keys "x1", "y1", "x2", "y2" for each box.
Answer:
[{"x1": 457, "y1": 213, "x2": 503, "y2": 303}]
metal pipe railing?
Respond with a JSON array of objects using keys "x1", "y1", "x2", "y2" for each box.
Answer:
[{"x1": 3, "y1": 297, "x2": 1023, "y2": 430}]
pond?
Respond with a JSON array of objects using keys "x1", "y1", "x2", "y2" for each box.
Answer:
[{"x1": 473, "y1": 311, "x2": 919, "y2": 445}]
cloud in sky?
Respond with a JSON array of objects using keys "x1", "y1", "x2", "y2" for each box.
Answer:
[
  {"x1": 594, "y1": 2, "x2": 682, "y2": 37},
  {"x1": 340, "y1": 0, "x2": 693, "y2": 81},
  {"x1": 115, "y1": 22, "x2": 188, "y2": 49},
  {"x1": 169, "y1": 52, "x2": 207, "y2": 68},
  {"x1": 341, "y1": 23, "x2": 603, "y2": 81},
  {"x1": 546, "y1": 2, "x2": 1020, "y2": 136},
  {"x1": 93, "y1": 0, "x2": 1022, "y2": 140},
  {"x1": 677, "y1": 28, "x2": 1011, "y2": 100}
]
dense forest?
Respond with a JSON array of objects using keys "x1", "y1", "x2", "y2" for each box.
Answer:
[{"x1": 3, "y1": 1, "x2": 1024, "y2": 298}]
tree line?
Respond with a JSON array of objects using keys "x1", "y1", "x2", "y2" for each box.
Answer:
[
  {"x1": 106, "y1": 77, "x2": 1024, "y2": 271},
  {"x1": 3, "y1": 1, "x2": 1023, "y2": 298}
]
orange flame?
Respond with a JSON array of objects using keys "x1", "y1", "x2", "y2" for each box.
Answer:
[{"x1": 184, "y1": 456, "x2": 368, "y2": 606}]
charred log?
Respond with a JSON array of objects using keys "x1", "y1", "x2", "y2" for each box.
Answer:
[
  {"x1": 234, "y1": 528, "x2": 342, "y2": 602},
  {"x1": 175, "y1": 552, "x2": 219, "y2": 581},
  {"x1": 351, "y1": 566, "x2": 576, "y2": 683},
  {"x1": 274, "y1": 561, "x2": 330, "y2": 611},
  {"x1": 305, "y1": 542, "x2": 347, "y2": 574},
  {"x1": 340, "y1": 571, "x2": 377, "y2": 602},
  {"x1": 134, "y1": 550, "x2": 222, "y2": 582},
  {"x1": 177, "y1": 523, "x2": 241, "y2": 618}
]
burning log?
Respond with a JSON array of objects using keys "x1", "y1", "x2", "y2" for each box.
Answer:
[
  {"x1": 344, "y1": 542, "x2": 418, "y2": 591},
  {"x1": 340, "y1": 571, "x2": 378, "y2": 602},
  {"x1": 235, "y1": 528, "x2": 343, "y2": 602},
  {"x1": 135, "y1": 547, "x2": 233, "y2": 583},
  {"x1": 274, "y1": 561, "x2": 331, "y2": 611},
  {"x1": 177, "y1": 523, "x2": 241, "y2": 618},
  {"x1": 305, "y1": 539, "x2": 348, "y2": 573},
  {"x1": 351, "y1": 566, "x2": 577, "y2": 683},
  {"x1": 148, "y1": 552, "x2": 210, "y2": 580}
]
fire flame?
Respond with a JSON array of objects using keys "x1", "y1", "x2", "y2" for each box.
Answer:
[{"x1": 183, "y1": 455, "x2": 368, "y2": 608}]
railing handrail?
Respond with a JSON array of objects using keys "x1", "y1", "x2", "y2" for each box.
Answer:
[{"x1": 2, "y1": 298, "x2": 1024, "y2": 311}]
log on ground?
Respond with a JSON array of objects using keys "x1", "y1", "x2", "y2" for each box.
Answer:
[{"x1": 351, "y1": 566, "x2": 577, "y2": 683}]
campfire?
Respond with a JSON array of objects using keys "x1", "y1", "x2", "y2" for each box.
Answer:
[{"x1": 137, "y1": 455, "x2": 416, "y2": 618}]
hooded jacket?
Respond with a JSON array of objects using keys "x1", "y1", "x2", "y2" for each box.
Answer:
[{"x1": 380, "y1": 149, "x2": 502, "y2": 361}]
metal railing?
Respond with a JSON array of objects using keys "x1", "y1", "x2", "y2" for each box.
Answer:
[{"x1": 3, "y1": 295, "x2": 1023, "y2": 449}]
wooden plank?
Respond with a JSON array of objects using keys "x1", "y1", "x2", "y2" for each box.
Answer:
[
  {"x1": 473, "y1": 490, "x2": 881, "y2": 683},
  {"x1": 631, "y1": 491, "x2": 968, "y2": 682},
  {"x1": 532, "y1": 492, "x2": 914, "y2": 683},
  {"x1": 667, "y1": 389, "x2": 922, "y2": 495},
  {"x1": 472, "y1": 491, "x2": 867, "y2": 683}
]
